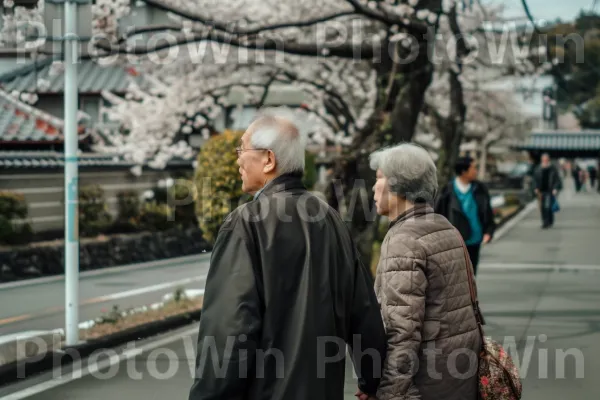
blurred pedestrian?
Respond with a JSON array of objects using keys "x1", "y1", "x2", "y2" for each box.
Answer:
[
  {"x1": 359, "y1": 143, "x2": 481, "y2": 400},
  {"x1": 188, "y1": 115, "x2": 387, "y2": 400},
  {"x1": 533, "y1": 153, "x2": 562, "y2": 229},
  {"x1": 588, "y1": 164, "x2": 597, "y2": 189},
  {"x1": 434, "y1": 156, "x2": 496, "y2": 275},
  {"x1": 572, "y1": 163, "x2": 582, "y2": 192}
]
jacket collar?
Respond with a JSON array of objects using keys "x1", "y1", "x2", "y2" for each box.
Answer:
[
  {"x1": 254, "y1": 172, "x2": 305, "y2": 199},
  {"x1": 448, "y1": 178, "x2": 481, "y2": 193},
  {"x1": 389, "y1": 202, "x2": 434, "y2": 229}
]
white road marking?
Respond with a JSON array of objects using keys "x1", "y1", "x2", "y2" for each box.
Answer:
[
  {"x1": 81, "y1": 276, "x2": 207, "y2": 305},
  {"x1": 480, "y1": 262, "x2": 600, "y2": 272},
  {"x1": 0, "y1": 254, "x2": 210, "y2": 291},
  {"x1": 0, "y1": 276, "x2": 207, "y2": 328},
  {"x1": 2, "y1": 327, "x2": 199, "y2": 400}
]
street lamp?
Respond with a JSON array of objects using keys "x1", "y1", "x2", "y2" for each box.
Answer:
[{"x1": 44, "y1": 0, "x2": 92, "y2": 346}]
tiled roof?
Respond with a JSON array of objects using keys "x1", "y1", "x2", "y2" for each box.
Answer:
[
  {"x1": 0, "y1": 151, "x2": 194, "y2": 169},
  {"x1": 514, "y1": 131, "x2": 600, "y2": 151},
  {"x1": 0, "y1": 89, "x2": 87, "y2": 143},
  {"x1": 0, "y1": 57, "x2": 142, "y2": 94}
]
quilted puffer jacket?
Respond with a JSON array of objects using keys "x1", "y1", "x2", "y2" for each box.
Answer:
[{"x1": 374, "y1": 204, "x2": 481, "y2": 400}]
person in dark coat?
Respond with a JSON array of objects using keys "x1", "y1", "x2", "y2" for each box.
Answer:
[
  {"x1": 572, "y1": 163, "x2": 582, "y2": 192},
  {"x1": 188, "y1": 115, "x2": 387, "y2": 400},
  {"x1": 532, "y1": 153, "x2": 562, "y2": 229},
  {"x1": 434, "y1": 156, "x2": 496, "y2": 275},
  {"x1": 588, "y1": 164, "x2": 597, "y2": 189}
]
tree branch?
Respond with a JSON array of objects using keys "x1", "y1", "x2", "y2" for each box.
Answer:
[
  {"x1": 141, "y1": 0, "x2": 357, "y2": 36},
  {"x1": 344, "y1": 0, "x2": 429, "y2": 34},
  {"x1": 96, "y1": 29, "x2": 378, "y2": 58},
  {"x1": 256, "y1": 70, "x2": 280, "y2": 108}
]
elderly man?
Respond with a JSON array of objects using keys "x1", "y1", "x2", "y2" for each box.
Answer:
[
  {"x1": 188, "y1": 115, "x2": 387, "y2": 400},
  {"x1": 533, "y1": 153, "x2": 562, "y2": 229}
]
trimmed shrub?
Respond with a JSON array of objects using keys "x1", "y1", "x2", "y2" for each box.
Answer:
[
  {"x1": 110, "y1": 190, "x2": 141, "y2": 233},
  {"x1": 79, "y1": 184, "x2": 112, "y2": 237},
  {"x1": 168, "y1": 179, "x2": 197, "y2": 228},
  {"x1": 0, "y1": 191, "x2": 33, "y2": 245},
  {"x1": 194, "y1": 130, "x2": 249, "y2": 244},
  {"x1": 303, "y1": 151, "x2": 318, "y2": 190},
  {"x1": 116, "y1": 190, "x2": 140, "y2": 221},
  {"x1": 138, "y1": 201, "x2": 173, "y2": 231}
]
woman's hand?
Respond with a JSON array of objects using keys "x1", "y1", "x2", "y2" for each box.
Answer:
[{"x1": 355, "y1": 389, "x2": 377, "y2": 400}]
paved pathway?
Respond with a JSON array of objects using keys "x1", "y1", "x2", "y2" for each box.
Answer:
[{"x1": 2, "y1": 180, "x2": 599, "y2": 399}]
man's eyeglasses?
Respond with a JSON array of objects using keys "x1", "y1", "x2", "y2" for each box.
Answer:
[{"x1": 235, "y1": 147, "x2": 268, "y2": 156}]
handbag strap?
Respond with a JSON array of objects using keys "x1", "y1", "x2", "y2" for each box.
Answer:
[{"x1": 456, "y1": 231, "x2": 486, "y2": 342}]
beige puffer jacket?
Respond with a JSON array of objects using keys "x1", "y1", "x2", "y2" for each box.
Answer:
[{"x1": 374, "y1": 205, "x2": 481, "y2": 400}]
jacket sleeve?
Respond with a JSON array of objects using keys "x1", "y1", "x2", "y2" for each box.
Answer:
[
  {"x1": 377, "y1": 240, "x2": 427, "y2": 400},
  {"x1": 553, "y1": 167, "x2": 563, "y2": 191},
  {"x1": 347, "y1": 255, "x2": 387, "y2": 397},
  {"x1": 532, "y1": 167, "x2": 540, "y2": 191},
  {"x1": 188, "y1": 218, "x2": 262, "y2": 400}
]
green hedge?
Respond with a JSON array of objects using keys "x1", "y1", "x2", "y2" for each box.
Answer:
[
  {"x1": 194, "y1": 130, "x2": 247, "y2": 244},
  {"x1": 79, "y1": 184, "x2": 112, "y2": 237},
  {"x1": 0, "y1": 191, "x2": 33, "y2": 245}
]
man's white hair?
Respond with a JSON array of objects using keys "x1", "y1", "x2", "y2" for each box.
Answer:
[
  {"x1": 248, "y1": 113, "x2": 308, "y2": 175},
  {"x1": 369, "y1": 143, "x2": 438, "y2": 203}
]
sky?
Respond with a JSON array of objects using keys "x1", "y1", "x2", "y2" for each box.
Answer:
[{"x1": 493, "y1": 0, "x2": 597, "y2": 22}]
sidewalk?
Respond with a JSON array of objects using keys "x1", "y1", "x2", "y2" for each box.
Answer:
[
  {"x1": 472, "y1": 180, "x2": 600, "y2": 399},
  {"x1": 480, "y1": 180, "x2": 600, "y2": 267},
  {"x1": 2, "y1": 180, "x2": 599, "y2": 400}
]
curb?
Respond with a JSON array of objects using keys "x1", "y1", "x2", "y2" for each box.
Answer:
[
  {"x1": 0, "y1": 308, "x2": 201, "y2": 389},
  {"x1": 492, "y1": 199, "x2": 536, "y2": 241}
]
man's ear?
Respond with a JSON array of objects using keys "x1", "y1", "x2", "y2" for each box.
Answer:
[{"x1": 263, "y1": 150, "x2": 276, "y2": 174}]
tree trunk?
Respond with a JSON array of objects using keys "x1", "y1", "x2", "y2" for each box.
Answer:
[
  {"x1": 389, "y1": 47, "x2": 435, "y2": 144},
  {"x1": 325, "y1": 0, "x2": 443, "y2": 271},
  {"x1": 437, "y1": 69, "x2": 466, "y2": 188}
]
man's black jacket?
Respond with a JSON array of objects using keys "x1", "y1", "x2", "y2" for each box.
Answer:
[
  {"x1": 189, "y1": 173, "x2": 387, "y2": 400},
  {"x1": 532, "y1": 164, "x2": 562, "y2": 193},
  {"x1": 434, "y1": 179, "x2": 496, "y2": 244}
]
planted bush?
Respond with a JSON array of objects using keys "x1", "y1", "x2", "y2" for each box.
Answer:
[
  {"x1": 111, "y1": 190, "x2": 141, "y2": 233},
  {"x1": 168, "y1": 179, "x2": 197, "y2": 228},
  {"x1": 138, "y1": 201, "x2": 173, "y2": 231},
  {"x1": 79, "y1": 184, "x2": 112, "y2": 237},
  {"x1": 303, "y1": 151, "x2": 318, "y2": 190},
  {"x1": 0, "y1": 191, "x2": 33, "y2": 245},
  {"x1": 194, "y1": 130, "x2": 249, "y2": 244}
]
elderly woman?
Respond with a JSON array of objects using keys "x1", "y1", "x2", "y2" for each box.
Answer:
[{"x1": 367, "y1": 143, "x2": 481, "y2": 400}]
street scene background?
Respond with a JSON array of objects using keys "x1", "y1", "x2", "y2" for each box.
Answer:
[{"x1": 1, "y1": 0, "x2": 600, "y2": 398}]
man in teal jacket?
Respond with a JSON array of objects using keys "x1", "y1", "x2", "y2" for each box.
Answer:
[{"x1": 435, "y1": 157, "x2": 496, "y2": 275}]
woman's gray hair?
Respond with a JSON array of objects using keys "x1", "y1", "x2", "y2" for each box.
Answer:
[
  {"x1": 369, "y1": 143, "x2": 438, "y2": 203},
  {"x1": 248, "y1": 114, "x2": 307, "y2": 175}
]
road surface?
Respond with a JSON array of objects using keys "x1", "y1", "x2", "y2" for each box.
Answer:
[
  {"x1": 1, "y1": 180, "x2": 600, "y2": 399},
  {"x1": 0, "y1": 254, "x2": 211, "y2": 336}
]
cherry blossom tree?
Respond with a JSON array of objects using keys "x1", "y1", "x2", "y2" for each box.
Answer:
[
  {"x1": 418, "y1": 0, "x2": 550, "y2": 185},
  {"x1": 2, "y1": 0, "x2": 551, "y2": 266}
]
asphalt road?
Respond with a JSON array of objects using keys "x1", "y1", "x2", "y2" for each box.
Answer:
[
  {"x1": 2, "y1": 179, "x2": 600, "y2": 399},
  {"x1": 0, "y1": 254, "x2": 211, "y2": 336},
  {"x1": 4, "y1": 267, "x2": 599, "y2": 400}
]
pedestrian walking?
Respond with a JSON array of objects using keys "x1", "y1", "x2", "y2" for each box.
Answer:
[
  {"x1": 357, "y1": 143, "x2": 481, "y2": 400},
  {"x1": 434, "y1": 156, "x2": 495, "y2": 275},
  {"x1": 588, "y1": 164, "x2": 598, "y2": 189},
  {"x1": 188, "y1": 115, "x2": 387, "y2": 400},
  {"x1": 572, "y1": 163, "x2": 582, "y2": 192},
  {"x1": 533, "y1": 153, "x2": 562, "y2": 229}
]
